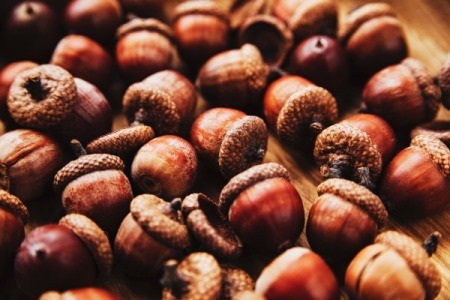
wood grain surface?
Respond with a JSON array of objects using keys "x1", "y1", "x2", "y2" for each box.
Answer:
[{"x1": 1, "y1": 0, "x2": 449, "y2": 299}]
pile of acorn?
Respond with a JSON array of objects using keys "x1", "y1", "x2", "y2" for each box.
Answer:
[{"x1": 0, "y1": 0, "x2": 449, "y2": 299}]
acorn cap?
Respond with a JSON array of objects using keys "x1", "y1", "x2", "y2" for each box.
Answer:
[
  {"x1": 182, "y1": 193, "x2": 242, "y2": 259},
  {"x1": 277, "y1": 86, "x2": 338, "y2": 144},
  {"x1": 289, "y1": 0, "x2": 337, "y2": 40},
  {"x1": 173, "y1": 0, "x2": 229, "y2": 22},
  {"x1": 411, "y1": 135, "x2": 450, "y2": 181},
  {"x1": 7, "y1": 64, "x2": 77, "y2": 129},
  {"x1": 338, "y1": 3, "x2": 397, "y2": 44},
  {"x1": 116, "y1": 18, "x2": 173, "y2": 41},
  {"x1": 240, "y1": 44, "x2": 270, "y2": 98},
  {"x1": 130, "y1": 194, "x2": 191, "y2": 250},
  {"x1": 219, "y1": 162, "x2": 290, "y2": 214},
  {"x1": 229, "y1": 0, "x2": 266, "y2": 30},
  {"x1": 401, "y1": 58, "x2": 441, "y2": 121},
  {"x1": 123, "y1": 82, "x2": 181, "y2": 135},
  {"x1": 220, "y1": 264, "x2": 254, "y2": 299},
  {"x1": 317, "y1": 178, "x2": 388, "y2": 226},
  {"x1": 438, "y1": 54, "x2": 450, "y2": 109},
  {"x1": 54, "y1": 154, "x2": 125, "y2": 193},
  {"x1": 238, "y1": 15, "x2": 293, "y2": 67},
  {"x1": 0, "y1": 189, "x2": 28, "y2": 224},
  {"x1": 59, "y1": 214, "x2": 113, "y2": 276},
  {"x1": 232, "y1": 291, "x2": 265, "y2": 300},
  {"x1": 86, "y1": 125, "x2": 155, "y2": 157},
  {"x1": 375, "y1": 231, "x2": 441, "y2": 299},
  {"x1": 314, "y1": 122, "x2": 382, "y2": 182},
  {"x1": 411, "y1": 121, "x2": 450, "y2": 147},
  {"x1": 161, "y1": 253, "x2": 222, "y2": 300},
  {"x1": 218, "y1": 115, "x2": 268, "y2": 179}
]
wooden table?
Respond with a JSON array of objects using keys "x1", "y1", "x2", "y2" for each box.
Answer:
[{"x1": 1, "y1": 0, "x2": 449, "y2": 299}]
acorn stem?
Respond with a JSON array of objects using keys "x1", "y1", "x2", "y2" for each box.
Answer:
[
  {"x1": 160, "y1": 260, "x2": 188, "y2": 298},
  {"x1": 324, "y1": 154, "x2": 351, "y2": 179},
  {"x1": 354, "y1": 167, "x2": 375, "y2": 190},
  {"x1": 131, "y1": 108, "x2": 148, "y2": 126},
  {"x1": 422, "y1": 231, "x2": 442, "y2": 257},
  {"x1": 70, "y1": 139, "x2": 87, "y2": 157},
  {"x1": 310, "y1": 122, "x2": 324, "y2": 135}
]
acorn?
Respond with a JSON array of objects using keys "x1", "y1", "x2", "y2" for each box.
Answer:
[
  {"x1": 0, "y1": 129, "x2": 63, "y2": 202},
  {"x1": 338, "y1": 3, "x2": 408, "y2": 77},
  {"x1": 410, "y1": 121, "x2": 450, "y2": 147},
  {"x1": 379, "y1": 135, "x2": 450, "y2": 218},
  {"x1": 263, "y1": 75, "x2": 338, "y2": 147},
  {"x1": 114, "y1": 195, "x2": 191, "y2": 277},
  {"x1": 0, "y1": 190, "x2": 28, "y2": 278},
  {"x1": 123, "y1": 70, "x2": 197, "y2": 135},
  {"x1": 220, "y1": 264, "x2": 254, "y2": 299},
  {"x1": 54, "y1": 140, "x2": 133, "y2": 234},
  {"x1": 190, "y1": 108, "x2": 268, "y2": 179},
  {"x1": 161, "y1": 252, "x2": 222, "y2": 300},
  {"x1": 197, "y1": 44, "x2": 269, "y2": 108},
  {"x1": 346, "y1": 231, "x2": 442, "y2": 300},
  {"x1": 314, "y1": 113, "x2": 396, "y2": 190},
  {"x1": 228, "y1": 0, "x2": 266, "y2": 30},
  {"x1": 219, "y1": 163, "x2": 304, "y2": 253},
  {"x1": 15, "y1": 214, "x2": 113, "y2": 298},
  {"x1": 362, "y1": 58, "x2": 441, "y2": 128},
  {"x1": 116, "y1": 18, "x2": 176, "y2": 83},
  {"x1": 273, "y1": 0, "x2": 338, "y2": 41},
  {"x1": 255, "y1": 247, "x2": 339, "y2": 300},
  {"x1": 173, "y1": 0, "x2": 230, "y2": 68},
  {"x1": 39, "y1": 287, "x2": 119, "y2": 300},
  {"x1": 307, "y1": 178, "x2": 388, "y2": 262}
]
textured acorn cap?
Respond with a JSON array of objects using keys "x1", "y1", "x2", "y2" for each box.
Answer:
[
  {"x1": 411, "y1": 135, "x2": 450, "y2": 181},
  {"x1": 401, "y1": 58, "x2": 441, "y2": 121},
  {"x1": 338, "y1": 3, "x2": 397, "y2": 44},
  {"x1": 182, "y1": 193, "x2": 242, "y2": 259},
  {"x1": 240, "y1": 44, "x2": 270, "y2": 97},
  {"x1": 116, "y1": 18, "x2": 173, "y2": 41},
  {"x1": 123, "y1": 82, "x2": 181, "y2": 135},
  {"x1": 314, "y1": 122, "x2": 382, "y2": 182},
  {"x1": 277, "y1": 86, "x2": 338, "y2": 144},
  {"x1": 221, "y1": 264, "x2": 254, "y2": 300},
  {"x1": 162, "y1": 252, "x2": 222, "y2": 300},
  {"x1": 232, "y1": 291, "x2": 265, "y2": 300},
  {"x1": 7, "y1": 64, "x2": 77, "y2": 129},
  {"x1": 173, "y1": 0, "x2": 229, "y2": 22},
  {"x1": 86, "y1": 125, "x2": 155, "y2": 157},
  {"x1": 53, "y1": 154, "x2": 125, "y2": 193},
  {"x1": 238, "y1": 14, "x2": 293, "y2": 67},
  {"x1": 219, "y1": 162, "x2": 290, "y2": 214},
  {"x1": 375, "y1": 231, "x2": 441, "y2": 299},
  {"x1": 439, "y1": 54, "x2": 450, "y2": 109},
  {"x1": 0, "y1": 189, "x2": 28, "y2": 224},
  {"x1": 289, "y1": 0, "x2": 337, "y2": 40},
  {"x1": 219, "y1": 115, "x2": 268, "y2": 179},
  {"x1": 317, "y1": 178, "x2": 388, "y2": 226},
  {"x1": 59, "y1": 214, "x2": 113, "y2": 276},
  {"x1": 0, "y1": 163, "x2": 8, "y2": 191},
  {"x1": 130, "y1": 194, "x2": 191, "y2": 250}
]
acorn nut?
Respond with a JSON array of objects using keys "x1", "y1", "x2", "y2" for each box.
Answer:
[
  {"x1": 314, "y1": 113, "x2": 396, "y2": 190},
  {"x1": 307, "y1": 178, "x2": 388, "y2": 262},
  {"x1": 114, "y1": 195, "x2": 191, "y2": 277},
  {"x1": 219, "y1": 163, "x2": 304, "y2": 253},
  {"x1": 14, "y1": 214, "x2": 113, "y2": 297},
  {"x1": 346, "y1": 230, "x2": 442, "y2": 300},
  {"x1": 54, "y1": 140, "x2": 133, "y2": 234}
]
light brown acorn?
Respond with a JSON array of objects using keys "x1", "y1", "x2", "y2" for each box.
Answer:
[{"x1": 346, "y1": 231, "x2": 442, "y2": 300}]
